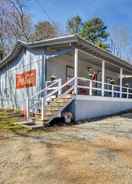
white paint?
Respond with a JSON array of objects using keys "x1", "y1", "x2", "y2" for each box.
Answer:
[
  {"x1": 41, "y1": 97, "x2": 45, "y2": 121},
  {"x1": 127, "y1": 88, "x2": 129, "y2": 98},
  {"x1": 47, "y1": 55, "x2": 74, "y2": 82},
  {"x1": 74, "y1": 95, "x2": 132, "y2": 121},
  {"x1": 89, "y1": 80, "x2": 92, "y2": 96},
  {"x1": 26, "y1": 97, "x2": 29, "y2": 120},
  {"x1": 102, "y1": 60, "x2": 105, "y2": 96},
  {"x1": 74, "y1": 48, "x2": 79, "y2": 94},
  {"x1": 58, "y1": 78, "x2": 62, "y2": 95},
  {"x1": 120, "y1": 68, "x2": 123, "y2": 98}
]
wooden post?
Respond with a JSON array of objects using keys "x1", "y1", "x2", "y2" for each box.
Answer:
[
  {"x1": 58, "y1": 79, "x2": 62, "y2": 96},
  {"x1": 120, "y1": 68, "x2": 123, "y2": 98},
  {"x1": 127, "y1": 88, "x2": 129, "y2": 99},
  {"x1": 45, "y1": 82, "x2": 48, "y2": 97},
  {"x1": 89, "y1": 80, "x2": 92, "y2": 96},
  {"x1": 102, "y1": 60, "x2": 105, "y2": 96},
  {"x1": 26, "y1": 97, "x2": 29, "y2": 121},
  {"x1": 41, "y1": 51, "x2": 47, "y2": 90},
  {"x1": 41, "y1": 97, "x2": 45, "y2": 121},
  {"x1": 112, "y1": 85, "x2": 114, "y2": 97},
  {"x1": 74, "y1": 48, "x2": 79, "y2": 95}
]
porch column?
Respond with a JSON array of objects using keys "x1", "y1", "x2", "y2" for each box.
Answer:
[
  {"x1": 120, "y1": 68, "x2": 123, "y2": 98},
  {"x1": 74, "y1": 48, "x2": 79, "y2": 94},
  {"x1": 101, "y1": 60, "x2": 105, "y2": 96},
  {"x1": 41, "y1": 51, "x2": 47, "y2": 90}
]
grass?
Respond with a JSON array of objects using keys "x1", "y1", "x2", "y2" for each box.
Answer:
[{"x1": 0, "y1": 110, "x2": 28, "y2": 133}]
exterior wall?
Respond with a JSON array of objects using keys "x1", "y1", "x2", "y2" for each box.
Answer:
[
  {"x1": 47, "y1": 55, "x2": 74, "y2": 82},
  {"x1": 47, "y1": 55, "x2": 120, "y2": 84},
  {"x1": 74, "y1": 96, "x2": 132, "y2": 121},
  {"x1": 0, "y1": 47, "x2": 73, "y2": 109},
  {"x1": 0, "y1": 48, "x2": 43, "y2": 109},
  {"x1": 0, "y1": 44, "x2": 130, "y2": 114},
  {"x1": 78, "y1": 59, "x2": 119, "y2": 82}
]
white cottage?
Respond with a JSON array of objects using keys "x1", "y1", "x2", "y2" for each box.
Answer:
[{"x1": 0, "y1": 34, "x2": 132, "y2": 128}]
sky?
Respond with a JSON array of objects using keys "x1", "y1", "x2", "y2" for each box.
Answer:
[
  {"x1": 26, "y1": 0, "x2": 132, "y2": 32},
  {"x1": 26, "y1": 0, "x2": 132, "y2": 60}
]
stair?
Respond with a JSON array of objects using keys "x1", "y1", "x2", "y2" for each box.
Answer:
[{"x1": 22, "y1": 94, "x2": 74, "y2": 129}]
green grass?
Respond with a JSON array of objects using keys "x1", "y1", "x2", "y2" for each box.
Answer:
[{"x1": 0, "y1": 110, "x2": 28, "y2": 133}]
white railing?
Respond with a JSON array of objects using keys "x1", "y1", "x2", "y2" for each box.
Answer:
[
  {"x1": 26, "y1": 79, "x2": 62, "y2": 120},
  {"x1": 77, "y1": 77, "x2": 132, "y2": 98},
  {"x1": 41, "y1": 77, "x2": 75, "y2": 121},
  {"x1": 26, "y1": 77, "x2": 75, "y2": 121},
  {"x1": 26, "y1": 77, "x2": 132, "y2": 121}
]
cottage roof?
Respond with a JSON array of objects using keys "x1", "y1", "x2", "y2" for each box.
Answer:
[{"x1": 0, "y1": 34, "x2": 132, "y2": 72}]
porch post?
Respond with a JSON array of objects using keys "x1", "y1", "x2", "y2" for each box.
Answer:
[
  {"x1": 120, "y1": 68, "x2": 123, "y2": 98},
  {"x1": 101, "y1": 60, "x2": 105, "y2": 96},
  {"x1": 74, "y1": 48, "x2": 79, "y2": 94},
  {"x1": 41, "y1": 50, "x2": 47, "y2": 90},
  {"x1": 26, "y1": 97, "x2": 29, "y2": 121}
]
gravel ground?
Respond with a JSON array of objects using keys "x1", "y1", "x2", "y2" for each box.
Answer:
[{"x1": 1, "y1": 113, "x2": 132, "y2": 184}]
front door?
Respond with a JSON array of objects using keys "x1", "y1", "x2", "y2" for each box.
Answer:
[{"x1": 66, "y1": 65, "x2": 74, "y2": 81}]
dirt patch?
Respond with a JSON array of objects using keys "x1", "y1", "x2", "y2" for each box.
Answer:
[{"x1": 1, "y1": 113, "x2": 132, "y2": 183}]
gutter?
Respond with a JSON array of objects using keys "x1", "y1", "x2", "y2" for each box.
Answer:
[{"x1": 0, "y1": 34, "x2": 132, "y2": 72}]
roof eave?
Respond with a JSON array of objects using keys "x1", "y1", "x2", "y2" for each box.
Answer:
[{"x1": 76, "y1": 36, "x2": 132, "y2": 72}]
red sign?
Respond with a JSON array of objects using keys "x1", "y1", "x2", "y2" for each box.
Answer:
[{"x1": 16, "y1": 70, "x2": 36, "y2": 89}]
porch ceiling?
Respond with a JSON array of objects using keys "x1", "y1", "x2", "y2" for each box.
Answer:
[{"x1": 78, "y1": 49, "x2": 132, "y2": 75}]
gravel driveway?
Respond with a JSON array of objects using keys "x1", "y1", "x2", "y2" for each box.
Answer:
[{"x1": 1, "y1": 113, "x2": 132, "y2": 184}]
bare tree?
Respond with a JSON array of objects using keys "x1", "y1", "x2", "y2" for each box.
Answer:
[
  {"x1": 0, "y1": 0, "x2": 32, "y2": 56},
  {"x1": 7, "y1": 0, "x2": 32, "y2": 41},
  {"x1": 110, "y1": 26, "x2": 130, "y2": 60}
]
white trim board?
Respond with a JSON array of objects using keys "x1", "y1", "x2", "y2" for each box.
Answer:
[{"x1": 76, "y1": 95, "x2": 132, "y2": 103}]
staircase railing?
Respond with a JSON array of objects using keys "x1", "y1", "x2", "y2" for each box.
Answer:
[
  {"x1": 26, "y1": 79, "x2": 62, "y2": 120},
  {"x1": 26, "y1": 77, "x2": 75, "y2": 121},
  {"x1": 26, "y1": 76, "x2": 132, "y2": 121},
  {"x1": 41, "y1": 77, "x2": 75, "y2": 121}
]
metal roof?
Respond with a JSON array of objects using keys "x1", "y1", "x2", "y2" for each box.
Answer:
[{"x1": 0, "y1": 34, "x2": 132, "y2": 72}]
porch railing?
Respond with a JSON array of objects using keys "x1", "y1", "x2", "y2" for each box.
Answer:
[
  {"x1": 77, "y1": 77, "x2": 132, "y2": 98},
  {"x1": 26, "y1": 77, "x2": 75, "y2": 120},
  {"x1": 26, "y1": 77, "x2": 132, "y2": 121}
]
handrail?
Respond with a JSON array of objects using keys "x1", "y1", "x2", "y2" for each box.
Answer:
[
  {"x1": 46, "y1": 79, "x2": 60, "y2": 88},
  {"x1": 46, "y1": 77, "x2": 75, "y2": 99},
  {"x1": 27, "y1": 77, "x2": 75, "y2": 120},
  {"x1": 26, "y1": 76, "x2": 132, "y2": 121},
  {"x1": 30, "y1": 79, "x2": 60, "y2": 99},
  {"x1": 77, "y1": 77, "x2": 132, "y2": 91}
]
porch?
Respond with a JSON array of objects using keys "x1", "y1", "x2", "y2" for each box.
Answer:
[
  {"x1": 25, "y1": 47, "x2": 132, "y2": 128},
  {"x1": 45, "y1": 47, "x2": 132, "y2": 99}
]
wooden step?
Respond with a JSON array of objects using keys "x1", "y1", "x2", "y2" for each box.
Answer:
[
  {"x1": 48, "y1": 103, "x2": 64, "y2": 108},
  {"x1": 54, "y1": 97, "x2": 67, "y2": 101},
  {"x1": 55, "y1": 99, "x2": 69, "y2": 103},
  {"x1": 23, "y1": 94, "x2": 74, "y2": 129},
  {"x1": 47, "y1": 108, "x2": 59, "y2": 112},
  {"x1": 36, "y1": 119, "x2": 49, "y2": 125},
  {"x1": 40, "y1": 117, "x2": 49, "y2": 121},
  {"x1": 17, "y1": 120, "x2": 34, "y2": 125},
  {"x1": 45, "y1": 112, "x2": 54, "y2": 116},
  {"x1": 52, "y1": 100, "x2": 66, "y2": 104},
  {"x1": 60, "y1": 96, "x2": 72, "y2": 99},
  {"x1": 22, "y1": 124, "x2": 44, "y2": 129},
  {"x1": 32, "y1": 110, "x2": 58, "y2": 118}
]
